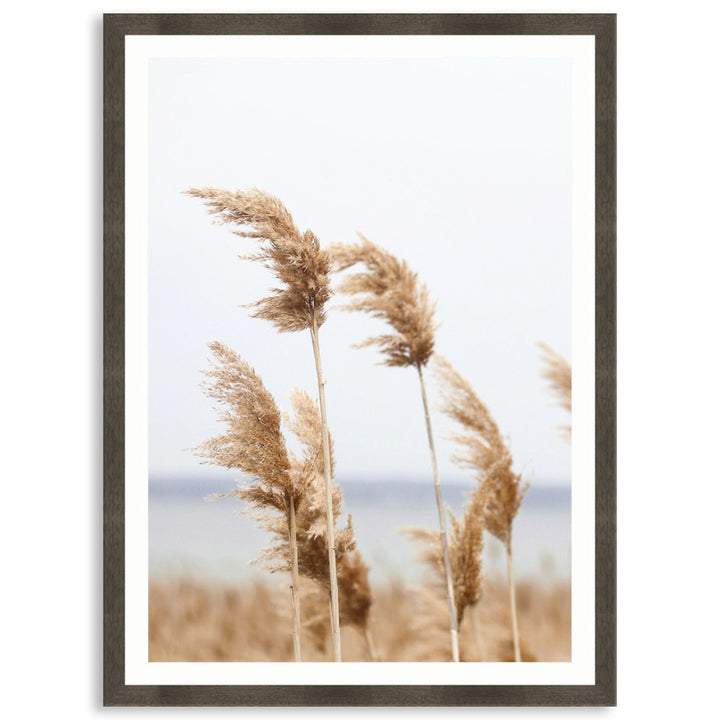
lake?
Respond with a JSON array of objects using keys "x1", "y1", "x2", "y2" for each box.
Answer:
[{"x1": 149, "y1": 476, "x2": 570, "y2": 587}]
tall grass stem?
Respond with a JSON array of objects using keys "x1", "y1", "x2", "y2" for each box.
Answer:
[
  {"x1": 310, "y1": 317, "x2": 342, "y2": 662},
  {"x1": 288, "y1": 495, "x2": 302, "y2": 662},
  {"x1": 506, "y1": 539, "x2": 521, "y2": 662},
  {"x1": 417, "y1": 364, "x2": 460, "y2": 662}
]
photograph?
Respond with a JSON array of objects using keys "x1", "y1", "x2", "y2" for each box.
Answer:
[{"x1": 146, "y1": 45, "x2": 576, "y2": 666}]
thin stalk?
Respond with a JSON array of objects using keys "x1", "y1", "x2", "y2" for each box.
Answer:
[
  {"x1": 288, "y1": 494, "x2": 302, "y2": 662},
  {"x1": 328, "y1": 595, "x2": 334, "y2": 659},
  {"x1": 417, "y1": 363, "x2": 460, "y2": 662},
  {"x1": 363, "y1": 627, "x2": 378, "y2": 662},
  {"x1": 506, "y1": 534, "x2": 521, "y2": 662},
  {"x1": 310, "y1": 316, "x2": 342, "y2": 662}
]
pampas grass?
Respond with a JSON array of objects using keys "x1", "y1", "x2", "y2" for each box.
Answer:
[
  {"x1": 434, "y1": 356, "x2": 529, "y2": 662},
  {"x1": 301, "y1": 548, "x2": 376, "y2": 660},
  {"x1": 196, "y1": 343, "x2": 355, "y2": 661},
  {"x1": 187, "y1": 186, "x2": 343, "y2": 660},
  {"x1": 337, "y1": 550, "x2": 376, "y2": 660},
  {"x1": 538, "y1": 342, "x2": 572, "y2": 442},
  {"x1": 264, "y1": 389, "x2": 355, "y2": 596},
  {"x1": 329, "y1": 234, "x2": 460, "y2": 662},
  {"x1": 404, "y1": 479, "x2": 489, "y2": 634},
  {"x1": 329, "y1": 233, "x2": 436, "y2": 368},
  {"x1": 195, "y1": 340, "x2": 302, "y2": 658},
  {"x1": 276, "y1": 392, "x2": 375, "y2": 658},
  {"x1": 184, "y1": 187, "x2": 331, "y2": 333}
]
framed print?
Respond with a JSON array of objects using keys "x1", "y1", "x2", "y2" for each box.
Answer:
[{"x1": 104, "y1": 13, "x2": 616, "y2": 706}]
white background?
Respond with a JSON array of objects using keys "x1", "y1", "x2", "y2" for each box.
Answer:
[{"x1": 2, "y1": 0, "x2": 719, "y2": 717}]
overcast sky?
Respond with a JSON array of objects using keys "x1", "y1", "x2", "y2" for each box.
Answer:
[{"x1": 148, "y1": 56, "x2": 572, "y2": 487}]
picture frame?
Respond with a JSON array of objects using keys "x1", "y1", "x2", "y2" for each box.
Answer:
[{"x1": 104, "y1": 12, "x2": 616, "y2": 706}]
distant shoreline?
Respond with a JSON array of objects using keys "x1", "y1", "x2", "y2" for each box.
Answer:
[{"x1": 149, "y1": 475, "x2": 571, "y2": 509}]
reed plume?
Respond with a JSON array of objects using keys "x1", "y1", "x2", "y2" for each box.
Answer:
[
  {"x1": 301, "y1": 548, "x2": 376, "y2": 660},
  {"x1": 195, "y1": 341, "x2": 302, "y2": 659},
  {"x1": 434, "y1": 355, "x2": 529, "y2": 662},
  {"x1": 329, "y1": 234, "x2": 459, "y2": 662},
  {"x1": 329, "y1": 233, "x2": 436, "y2": 367},
  {"x1": 404, "y1": 481, "x2": 489, "y2": 631},
  {"x1": 260, "y1": 390, "x2": 355, "y2": 595},
  {"x1": 199, "y1": 355, "x2": 355, "y2": 661},
  {"x1": 537, "y1": 342, "x2": 572, "y2": 441},
  {"x1": 284, "y1": 393, "x2": 372, "y2": 658},
  {"x1": 185, "y1": 187, "x2": 331, "y2": 332},
  {"x1": 187, "y1": 186, "x2": 342, "y2": 660},
  {"x1": 338, "y1": 550, "x2": 376, "y2": 660},
  {"x1": 250, "y1": 390, "x2": 357, "y2": 663}
]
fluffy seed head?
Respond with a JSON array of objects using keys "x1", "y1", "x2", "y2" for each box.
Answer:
[
  {"x1": 244, "y1": 388, "x2": 355, "y2": 593},
  {"x1": 328, "y1": 234, "x2": 437, "y2": 368},
  {"x1": 337, "y1": 550, "x2": 373, "y2": 631},
  {"x1": 186, "y1": 186, "x2": 332, "y2": 332},
  {"x1": 300, "y1": 548, "x2": 373, "y2": 643},
  {"x1": 537, "y1": 342, "x2": 572, "y2": 441},
  {"x1": 195, "y1": 341, "x2": 291, "y2": 499},
  {"x1": 404, "y1": 482, "x2": 488, "y2": 627},
  {"x1": 434, "y1": 356, "x2": 528, "y2": 546},
  {"x1": 197, "y1": 349, "x2": 353, "y2": 594}
]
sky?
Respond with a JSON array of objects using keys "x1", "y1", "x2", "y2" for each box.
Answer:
[{"x1": 147, "y1": 55, "x2": 572, "y2": 487}]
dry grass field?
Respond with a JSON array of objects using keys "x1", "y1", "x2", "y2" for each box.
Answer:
[{"x1": 149, "y1": 575, "x2": 570, "y2": 662}]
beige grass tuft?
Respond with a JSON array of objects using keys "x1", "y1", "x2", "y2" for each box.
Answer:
[
  {"x1": 185, "y1": 187, "x2": 331, "y2": 332},
  {"x1": 404, "y1": 481, "x2": 489, "y2": 629},
  {"x1": 195, "y1": 341, "x2": 290, "y2": 491},
  {"x1": 433, "y1": 355, "x2": 529, "y2": 661},
  {"x1": 301, "y1": 549, "x2": 376, "y2": 660},
  {"x1": 187, "y1": 186, "x2": 343, "y2": 660},
  {"x1": 195, "y1": 343, "x2": 355, "y2": 661},
  {"x1": 328, "y1": 233, "x2": 437, "y2": 368},
  {"x1": 537, "y1": 342, "x2": 572, "y2": 441},
  {"x1": 330, "y1": 235, "x2": 459, "y2": 661},
  {"x1": 434, "y1": 356, "x2": 528, "y2": 547},
  {"x1": 196, "y1": 341, "x2": 302, "y2": 657},
  {"x1": 149, "y1": 577, "x2": 570, "y2": 662},
  {"x1": 210, "y1": 382, "x2": 355, "y2": 595}
]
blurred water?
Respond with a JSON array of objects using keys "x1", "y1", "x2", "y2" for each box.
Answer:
[{"x1": 149, "y1": 477, "x2": 570, "y2": 587}]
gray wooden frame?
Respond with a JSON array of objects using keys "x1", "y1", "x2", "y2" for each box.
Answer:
[{"x1": 104, "y1": 13, "x2": 616, "y2": 706}]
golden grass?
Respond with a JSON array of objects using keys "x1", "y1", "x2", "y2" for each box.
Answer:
[
  {"x1": 185, "y1": 187, "x2": 332, "y2": 333},
  {"x1": 196, "y1": 341, "x2": 290, "y2": 484},
  {"x1": 148, "y1": 576, "x2": 570, "y2": 663},
  {"x1": 329, "y1": 235, "x2": 460, "y2": 660},
  {"x1": 433, "y1": 356, "x2": 528, "y2": 548},
  {"x1": 187, "y1": 186, "x2": 342, "y2": 659},
  {"x1": 403, "y1": 481, "x2": 489, "y2": 628},
  {"x1": 433, "y1": 355, "x2": 530, "y2": 661},
  {"x1": 328, "y1": 233, "x2": 437, "y2": 368},
  {"x1": 537, "y1": 342, "x2": 572, "y2": 442},
  {"x1": 196, "y1": 342, "x2": 362, "y2": 660}
]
